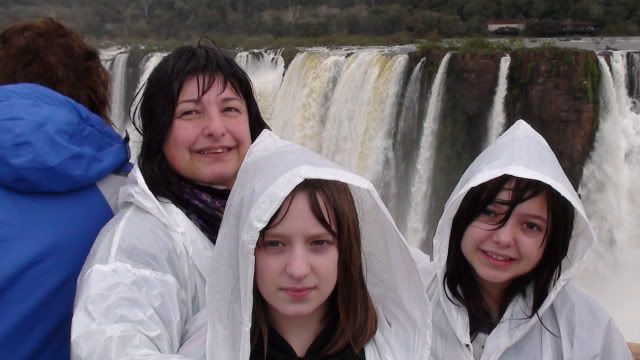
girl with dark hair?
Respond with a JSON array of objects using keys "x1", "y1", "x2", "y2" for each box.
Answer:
[
  {"x1": 72, "y1": 43, "x2": 270, "y2": 358},
  {"x1": 178, "y1": 130, "x2": 430, "y2": 359},
  {"x1": 418, "y1": 120, "x2": 631, "y2": 359}
]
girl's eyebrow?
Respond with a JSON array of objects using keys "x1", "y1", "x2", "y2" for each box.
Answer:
[
  {"x1": 264, "y1": 229, "x2": 333, "y2": 239},
  {"x1": 522, "y1": 213, "x2": 548, "y2": 223}
]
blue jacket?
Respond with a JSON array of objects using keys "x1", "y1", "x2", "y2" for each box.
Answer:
[{"x1": 0, "y1": 83, "x2": 130, "y2": 359}]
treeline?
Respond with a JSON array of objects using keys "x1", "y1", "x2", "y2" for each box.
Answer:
[{"x1": 0, "y1": 0, "x2": 638, "y2": 46}]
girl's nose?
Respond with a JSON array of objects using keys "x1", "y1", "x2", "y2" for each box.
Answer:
[
  {"x1": 493, "y1": 223, "x2": 516, "y2": 247},
  {"x1": 285, "y1": 249, "x2": 311, "y2": 280}
]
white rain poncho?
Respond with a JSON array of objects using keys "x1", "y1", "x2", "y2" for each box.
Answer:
[
  {"x1": 417, "y1": 120, "x2": 631, "y2": 359},
  {"x1": 204, "y1": 130, "x2": 431, "y2": 359},
  {"x1": 71, "y1": 166, "x2": 215, "y2": 359}
]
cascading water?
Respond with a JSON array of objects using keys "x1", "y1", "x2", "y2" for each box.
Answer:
[
  {"x1": 126, "y1": 52, "x2": 167, "y2": 161},
  {"x1": 270, "y1": 50, "x2": 346, "y2": 151},
  {"x1": 320, "y1": 50, "x2": 408, "y2": 187},
  {"x1": 576, "y1": 52, "x2": 640, "y2": 342},
  {"x1": 629, "y1": 52, "x2": 640, "y2": 114},
  {"x1": 404, "y1": 52, "x2": 452, "y2": 249},
  {"x1": 485, "y1": 54, "x2": 511, "y2": 146},
  {"x1": 100, "y1": 47, "x2": 129, "y2": 130},
  {"x1": 385, "y1": 59, "x2": 426, "y2": 228},
  {"x1": 235, "y1": 50, "x2": 285, "y2": 123}
]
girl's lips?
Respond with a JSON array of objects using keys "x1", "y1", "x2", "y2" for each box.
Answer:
[
  {"x1": 282, "y1": 287, "x2": 313, "y2": 300},
  {"x1": 482, "y1": 250, "x2": 514, "y2": 266}
]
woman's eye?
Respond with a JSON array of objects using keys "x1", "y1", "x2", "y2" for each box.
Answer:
[
  {"x1": 176, "y1": 109, "x2": 199, "y2": 119},
  {"x1": 223, "y1": 106, "x2": 241, "y2": 113}
]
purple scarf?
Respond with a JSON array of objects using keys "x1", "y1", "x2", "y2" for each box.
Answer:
[{"x1": 170, "y1": 180, "x2": 230, "y2": 244}]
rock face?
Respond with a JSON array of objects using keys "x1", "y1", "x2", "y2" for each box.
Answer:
[
  {"x1": 505, "y1": 48, "x2": 600, "y2": 188},
  {"x1": 429, "y1": 51, "x2": 504, "y2": 243},
  {"x1": 415, "y1": 48, "x2": 600, "y2": 243}
]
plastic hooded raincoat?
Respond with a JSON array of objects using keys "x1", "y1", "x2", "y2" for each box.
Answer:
[
  {"x1": 200, "y1": 130, "x2": 431, "y2": 359},
  {"x1": 71, "y1": 164, "x2": 216, "y2": 359},
  {"x1": 416, "y1": 120, "x2": 631, "y2": 360}
]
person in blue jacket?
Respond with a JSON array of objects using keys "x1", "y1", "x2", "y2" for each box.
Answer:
[{"x1": 0, "y1": 18, "x2": 130, "y2": 359}]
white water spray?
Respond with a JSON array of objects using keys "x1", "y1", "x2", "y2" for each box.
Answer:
[
  {"x1": 485, "y1": 54, "x2": 511, "y2": 146},
  {"x1": 269, "y1": 51, "x2": 346, "y2": 151},
  {"x1": 235, "y1": 50, "x2": 285, "y2": 123},
  {"x1": 404, "y1": 52, "x2": 452, "y2": 249},
  {"x1": 124, "y1": 52, "x2": 166, "y2": 162},
  {"x1": 320, "y1": 50, "x2": 408, "y2": 185},
  {"x1": 385, "y1": 59, "x2": 425, "y2": 226},
  {"x1": 576, "y1": 52, "x2": 640, "y2": 342}
]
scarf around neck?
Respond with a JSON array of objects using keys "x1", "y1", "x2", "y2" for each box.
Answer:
[{"x1": 170, "y1": 179, "x2": 230, "y2": 244}]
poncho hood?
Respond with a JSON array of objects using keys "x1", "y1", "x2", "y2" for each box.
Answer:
[
  {"x1": 206, "y1": 130, "x2": 431, "y2": 359},
  {"x1": 0, "y1": 83, "x2": 128, "y2": 192}
]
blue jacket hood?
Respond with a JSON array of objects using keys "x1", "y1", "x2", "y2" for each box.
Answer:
[{"x1": 0, "y1": 83, "x2": 129, "y2": 192}]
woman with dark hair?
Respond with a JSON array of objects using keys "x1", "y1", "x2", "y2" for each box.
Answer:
[
  {"x1": 71, "y1": 43, "x2": 269, "y2": 358},
  {"x1": 178, "y1": 130, "x2": 430, "y2": 359},
  {"x1": 0, "y1": 18, "x2": 129, "y2": 359},
  {"x1": 418, "y1": 120, "x2": 631, "y2": 359}
]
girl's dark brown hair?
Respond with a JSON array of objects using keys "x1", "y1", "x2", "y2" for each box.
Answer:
[
  {"x1": 0, "y1": 18, "x2": 111, "y2": 124},
  {"x1": 252, "y1": 179, "x2": 377, "y2": 356},
  {"x1": 443, "y1": 175, "x2": 574, "y2": 338}
]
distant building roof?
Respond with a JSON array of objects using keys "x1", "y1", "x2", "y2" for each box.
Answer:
[{"x1": 487, "y1": 19, "x2": 526, "y2": 25}]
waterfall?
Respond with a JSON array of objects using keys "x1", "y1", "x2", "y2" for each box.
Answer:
[
  {"x1": 235, "y1": 50, "x2": 285, "y2": 124},
  {"x1": 629, "y1": 52, "x2": 640, "y2": 114},
  {"x1": 100, "y1": 47, "x2": 129, "y2": 130},
  {"x1": 270, "y1": 51, "x2": 346, "y2": 151},
  {"x1": 319, "y1": 50, "x2": 408, "y2": 186},
  {"x1": 404, "y1": 52, "x2": 452, "y2": 249},
  {"x1": 386, "y1": 59, "x2": 426, "y2": 227},
  {"x1": 485, "y1": 54, "x2": 511, "y2": 146},
  {"x1": 126, "y1": 52, "x2": 167, "y2": 161},
  {"x1": 576, "y1": 52, "x2": 640, "y2": 342}
]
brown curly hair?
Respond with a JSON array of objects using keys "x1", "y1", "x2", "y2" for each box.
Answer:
[{"x1": 0, "y1": 18, "x2": 111, "y2": 124}]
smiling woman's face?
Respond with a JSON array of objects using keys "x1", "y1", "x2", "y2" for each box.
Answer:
[
  {"x1": 163, "y1": 74, "x2": 251, "y2": 188},
  {"x1": 461, "y1": 179, "x2": 549, "y2": 297}
]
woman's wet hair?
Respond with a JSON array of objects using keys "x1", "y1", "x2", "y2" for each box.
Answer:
[
  {"x1": 0, "y1": 18, "x2": 111, "y2": 123},
  {"x1": 252, "y1": 179, "x2": 377, "y2": 356},
  {"x1": 135, "y1": 41, "x2": 269, "y2": 200},
  {"x1": 443, "y1": 175, "x2": 574, "y2": 338}
]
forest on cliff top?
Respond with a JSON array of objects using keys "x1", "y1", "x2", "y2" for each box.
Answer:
[{"x1": 0, "y1": 0, "x2": 638, "y2": 47}]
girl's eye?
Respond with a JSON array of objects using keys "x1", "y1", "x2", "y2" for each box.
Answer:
[
  {"x1": 481, "y1": 208, "x2": 497, "y2": 217},
  {"x1": 310, "y1": 239, "x2": 333, "y2": 247},
  {"x1": 523, "y1": 222, "x2": 543, "y2": 232},
  {"x1": 263, "y1": 240, "x2": 284, "y2": 248}
]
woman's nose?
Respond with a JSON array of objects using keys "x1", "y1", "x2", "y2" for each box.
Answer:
[{"x1": 203, "y1": 112, "x2": 225, "y2": 137}]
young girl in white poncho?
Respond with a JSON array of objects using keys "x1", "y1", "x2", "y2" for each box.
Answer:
[
  {"x1": 418, "y1": 120, "x2": 631, "y2": 360},
  {"x1": 200, "y1": 130, "x2": 431, "y2": 360}
]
